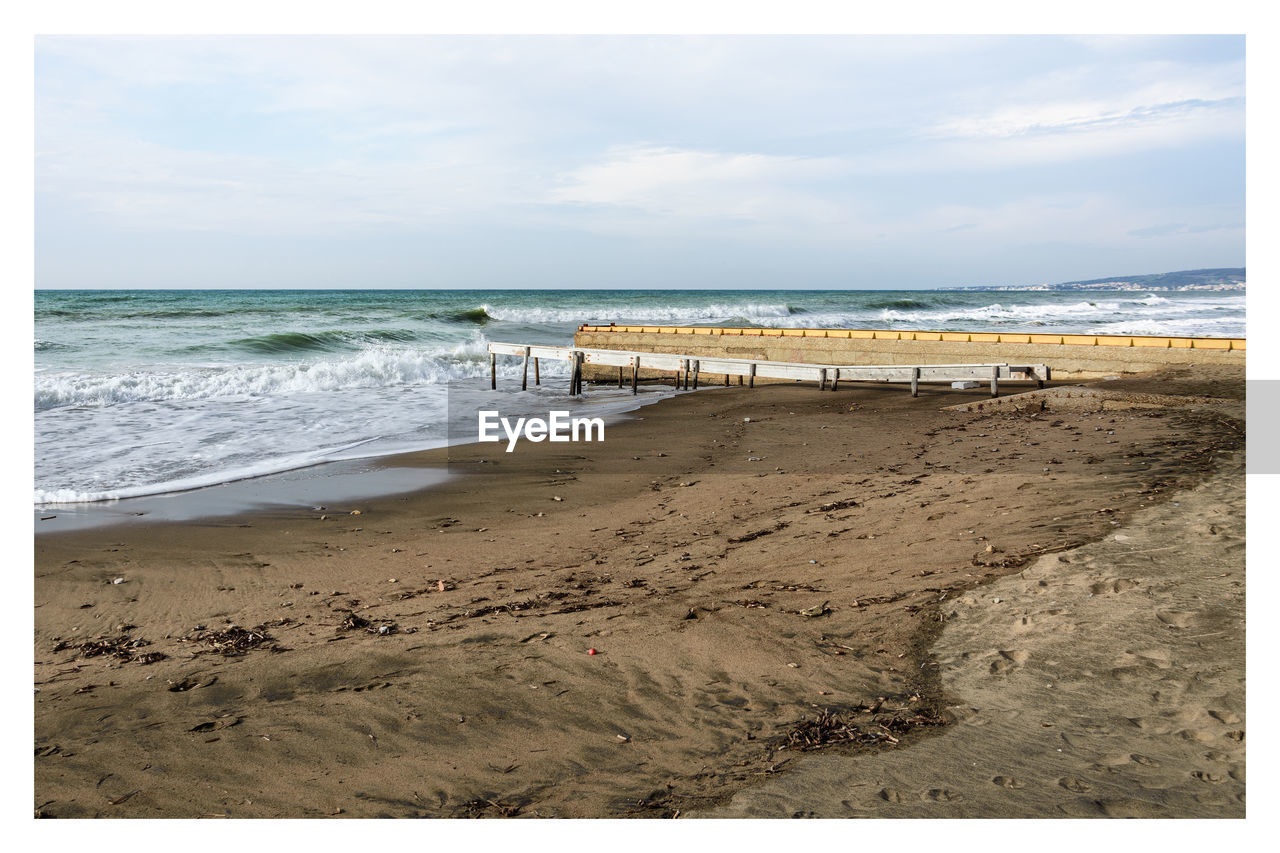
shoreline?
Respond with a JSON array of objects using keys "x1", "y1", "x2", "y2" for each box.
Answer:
[
  {"x1": 34, "y1": 365, "x2": 1244, "y2": 817},
  {"x1": 34, "y1": 384, "x2": 677, "y2": 533}
]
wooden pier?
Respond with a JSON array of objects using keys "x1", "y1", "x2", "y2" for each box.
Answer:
[{"x1": 487, "y1": 341, "x2": 1049, "y2": 398}]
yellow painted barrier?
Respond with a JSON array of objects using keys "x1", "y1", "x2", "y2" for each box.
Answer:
[{"x1": 577, "y1": 325, "x2": 1244, "y2": 350}]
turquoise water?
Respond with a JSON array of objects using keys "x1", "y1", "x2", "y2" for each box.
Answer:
[{"x1": 34, "y1": 288, "x2": 1245, "y2": 503}]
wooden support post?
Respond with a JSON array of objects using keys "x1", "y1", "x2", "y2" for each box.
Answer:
[
  {"x1": 534, "y1": 358, "x2": 540, "y2": 385},
  {"x1": 724, "y1": 373, "x2": 729, "y2": 387},
  {"x1": 819, "y1": 368, "x2": 827, "y2": 391},
  {"x1": 569, "y1": 353, "x2": 580, "y2": 395},
  {"x1": 748, "y1": 363, "x2": 756, "y2": 388},
  {"x1": 682, "y1": 359, "x2": 690, "y2": 390},
  {"x1": 631, "y1": 357, "x2": 639, "y2": 395},
  {"x1": 692, "y1": 360, "x2": 700, "y2": 389},
  {"x1": 831, "y1": 369, "x2": 839, "y2": 391},
  {"x1": 911, "y1": 367, "x2": 920, "y2": 397},
  {"x1": 521, "y1": 347, "x2": 530, "y2": 391},
  {"x1": 491, "y1": 352, "x2": 497, "y2": 390},
  {"x1": 618, "y1": 365, "x2": 624, "y2": 388},
  {"x1": 990, "y1": 366, "x2": 999, "y2": 398},
  {"x1": 738, "y1": 375, "x2": 743, "y2": 385}
]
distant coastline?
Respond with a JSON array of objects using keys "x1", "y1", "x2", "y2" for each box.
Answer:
[{"x1": 941, "y1": 267, "x2": 1245, "y2": 292}]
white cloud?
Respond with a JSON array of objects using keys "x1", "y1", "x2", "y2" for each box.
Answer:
[
  {"x1": 922, "y1": 57, "x2": 1244, "y2": 166},
  {"x1": 549, "y1": 145, "x2": 850, "y2": 225}
]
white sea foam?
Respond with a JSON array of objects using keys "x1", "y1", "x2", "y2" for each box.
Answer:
[
  {"x1": 34, "y1": 381, "x2": 670, "y2": 505},
  {"x1": 32, "y1": 335, "x2": 547, "y2": 411},
  {"x1": 479, "y1": 302, "x2": 796, "y2": 325}
]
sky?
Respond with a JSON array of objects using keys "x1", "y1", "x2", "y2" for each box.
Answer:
[{"x1": 34, "y1": 34, "x2": 1246, "y2": 290}]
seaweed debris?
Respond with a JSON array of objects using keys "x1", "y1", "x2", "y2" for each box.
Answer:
[
  {"x1": 52, "y1": 634, "x2": 166, "y2": 665},
  {"x1": 782, "y1": 702, "x2": 944, "y2": 752}
]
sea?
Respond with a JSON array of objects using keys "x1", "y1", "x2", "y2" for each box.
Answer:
[{"x1": 34, "y1": 288, "x2": 1245, "y2": 508}]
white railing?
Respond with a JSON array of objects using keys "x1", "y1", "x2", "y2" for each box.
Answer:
[{"x1": 486, "y1": 341, "x2": 1049, "y2": 397}]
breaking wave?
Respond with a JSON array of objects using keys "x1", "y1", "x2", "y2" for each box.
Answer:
[{"x1": 34, "y1": 337, "x2": 502, "y2": 412}]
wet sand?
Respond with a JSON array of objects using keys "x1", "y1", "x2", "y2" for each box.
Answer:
[{"x1": 33, "y1": 365, "x2": 1244, "y2": 818}]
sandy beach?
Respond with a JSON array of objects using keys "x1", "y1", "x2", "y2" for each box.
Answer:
[{"x1": 33, "y1": 364, "x2": 1244, "y2": 818}]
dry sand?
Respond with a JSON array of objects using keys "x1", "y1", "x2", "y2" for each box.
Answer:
[
  {"x1": 698, "y1": 451, "x2": 1245, "y2": 818},
  {"x1": 34, "y1": 365, "x2": 1244, "y2": 818}
]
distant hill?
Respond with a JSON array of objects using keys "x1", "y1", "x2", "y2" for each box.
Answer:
[{"x1": 943, "y1": 268, "x2": 1245, "y2": 292}]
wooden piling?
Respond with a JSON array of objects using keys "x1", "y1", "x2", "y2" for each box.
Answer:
[
  {"x1": 631, "y1": 357, "x2": 639, "y2": 395},
  {"x1": 819, "y1": 368, "x2": 827, "y2": 391},
  {"x1": 569, "y1": 352, "x2": 581, "y2": 395},
  {"x1": 748, "y1": 363, "x2": 756, "y2": 388},
  {"x1": 521, "y1": 346, "x2": 530, "y2": 391},
  {"x1": 692, "y1": 360, "x2": 700, "y2": 389},
  {"x1": 990, "y1": 365, "x2": 999, "y2": 397},
  {"x1": 534, "y1": 358, "x2": 540, "y2": 385},
  {"x1": 490, "y1": 353, "x2": 497, "y2": 390}
]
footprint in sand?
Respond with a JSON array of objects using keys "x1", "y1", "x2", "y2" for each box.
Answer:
[
  {"x1": 1176, "y1": 729, "x2": 1217, "y2": 744},
  {"x1": 926, "y1": 788, "x2": 962, "y2": 802},
  {"x1": 988, "y1": 649, "x2": 1031, "y2": 674},
  {"x1": 1123, "y1": 717, "x2": 1172, "y2": 735},
  {"x1": 1058, "y1": 776, "x2": 1093, "y2": 793},
  {"x1": 1208, "y1": 709, "x2": 1241, "y2": 725},
  {"x1": 1191, "y1": 770, "x2": 1225, "y2": 783},
  {"x1": 878, "y1": 788, "x2": 913, "y2": 803},
  {"x1": 1090, "y1": 578, "x2": 1139, "y2": 595},
  {"x1": 1155, "y1": 609, "x2": 1197, "y2": 628},
  {"x1": 991, "y1": 776, "x2": 1024, "y2": 789}
]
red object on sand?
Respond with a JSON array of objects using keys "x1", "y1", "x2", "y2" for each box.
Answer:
[{"x1": 588, "y1": 648, "x2": 597, "y2": 655}]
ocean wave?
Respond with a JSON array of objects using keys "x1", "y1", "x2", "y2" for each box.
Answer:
[
  {"x1": 479, "y1": 302, "x2": 797, "y2": 325},
  {"x1": 1090, "y1": 317, "x2": 1247, "y2": 336},
  {"x1": 33, "y1": 336, "x2": 514, "y2": 411},
  {"x1": 862, "y1": 297, "x2": 939, "y2": 311},
  {"x1": 35, "y1": 339, "x2": 74, "y2": 352},
  {"x1": 871, "y1": 296, "x2": 1209, "y2": 325},
  {"x1": 225, "y1": 328, "x2": 422, "y2": 354}
]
